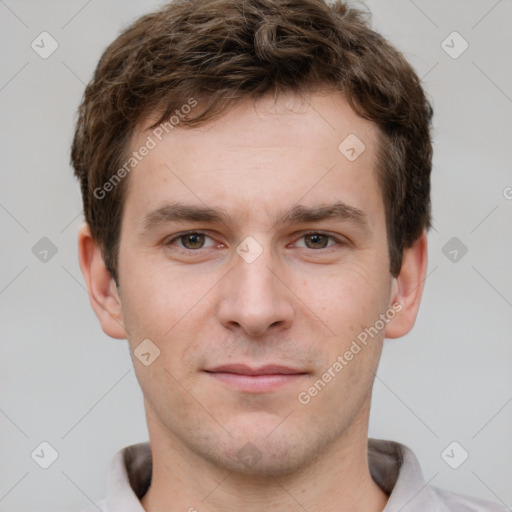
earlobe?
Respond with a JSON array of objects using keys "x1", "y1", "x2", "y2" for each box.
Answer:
[
  {"x1": 384, "y1": 231, "x2": 428, "y2": 339},
  {"x1": 77, "y1": 223, "x2": 127, "y2": 340}
]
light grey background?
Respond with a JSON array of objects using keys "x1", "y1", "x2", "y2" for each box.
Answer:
[{"x1": 1, "y1": 0, "x2": 511, "y2": 510}]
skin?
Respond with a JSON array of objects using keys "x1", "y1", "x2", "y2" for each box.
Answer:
[{"x1": 79, "y1": 89, "x2": 428, "y2": 512}]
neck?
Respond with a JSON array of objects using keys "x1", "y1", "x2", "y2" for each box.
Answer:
[{"x1": 140, "y1": 406, "x2": 388, "y2": 512}]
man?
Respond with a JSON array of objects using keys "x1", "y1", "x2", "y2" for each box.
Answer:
[{"x1": 71, "y1": 0, "x2": 506, "y2": 510}]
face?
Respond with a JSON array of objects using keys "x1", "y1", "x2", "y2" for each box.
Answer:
[{"x1": 115, "y1": 90, "x2": 398, "y2": 475}]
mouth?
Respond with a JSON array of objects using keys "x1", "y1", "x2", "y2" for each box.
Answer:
[{"x1": 204, "y1": 364, "x2": 308, "y2": 393}]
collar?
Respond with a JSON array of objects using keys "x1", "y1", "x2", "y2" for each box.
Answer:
[{"x1": 101, "y1": 438, "x2": 498, "y2": 511}]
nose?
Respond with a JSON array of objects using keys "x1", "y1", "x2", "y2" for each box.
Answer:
[{"x1": 216, "y1": 244, "x2": 295, "y2": 338}]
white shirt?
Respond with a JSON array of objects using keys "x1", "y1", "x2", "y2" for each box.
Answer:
[{"x1": 87, "y1": 439, "x2": 508, "y2": 511}]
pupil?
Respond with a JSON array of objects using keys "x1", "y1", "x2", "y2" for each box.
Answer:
[
  {"x1": 184, "y1": 234, "x2": 204, "y2": 249},
  {"x1": 306, "y1": 234, "x2": 327, "y2": 249}
]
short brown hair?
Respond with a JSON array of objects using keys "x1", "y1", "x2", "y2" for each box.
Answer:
[{"x1": 71, "y1": 0, "x2": 433, "y2": 283}]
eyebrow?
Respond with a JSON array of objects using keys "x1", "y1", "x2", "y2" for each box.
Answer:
[{"x1": 140, "y1": 201, "x2": 370, "y2": 234}]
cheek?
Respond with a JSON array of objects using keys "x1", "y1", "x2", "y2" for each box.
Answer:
[
  {"x1": 120, "y1": 269, "x2": 215, "y2": 384},
  {"x1": 296, "y1": 261, "x2": 390, "y2": 333},
  {"x1": 119, "y1": 259, "x2": 212, "y2": 339}
]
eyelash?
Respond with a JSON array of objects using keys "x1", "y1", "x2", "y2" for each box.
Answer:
[{"x1": 165, "y1": 230, "x2": 345, "y2": 252}]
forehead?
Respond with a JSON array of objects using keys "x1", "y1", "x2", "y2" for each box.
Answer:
[{"x1": 122, "y1": 90, "x2": 384, "y2": 231}]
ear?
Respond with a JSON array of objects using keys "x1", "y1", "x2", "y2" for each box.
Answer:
[
  {"x1": 77, "y1": 223, "x2": 127, "y2": 339},
  {"x1": 385, "y1": 231, "x2": 428, "y2": 339}
]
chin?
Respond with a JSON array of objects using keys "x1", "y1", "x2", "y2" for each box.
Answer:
[{"x1": 200, "y1": 428, "x2": 317, "y2": 477}]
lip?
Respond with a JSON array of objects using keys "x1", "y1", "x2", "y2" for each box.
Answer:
[
  {"x1": 204, "y1": 364, "x2": 308, "y2": 393},
  {"x1": 206, "y1": 364, "x2": 306, "y2": 376}
]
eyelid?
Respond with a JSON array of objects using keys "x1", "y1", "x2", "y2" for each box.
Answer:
[
  {"x1": 165, "y1": 230, "x2": 218, "y2": 249},
  {"x1": 164, "y1": 229, "x2": 348, "y2": 251},
  {"x1": 292, "y1": 231, "x2": 345, "y2": 249}
]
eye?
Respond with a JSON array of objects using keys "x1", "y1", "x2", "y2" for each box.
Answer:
[
  {"x1": 295, "y1": 232, "x2": 340, "y2": 250},
  {"x1": 166, "y1": 231, "x2": 217, "y2": 250}
]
